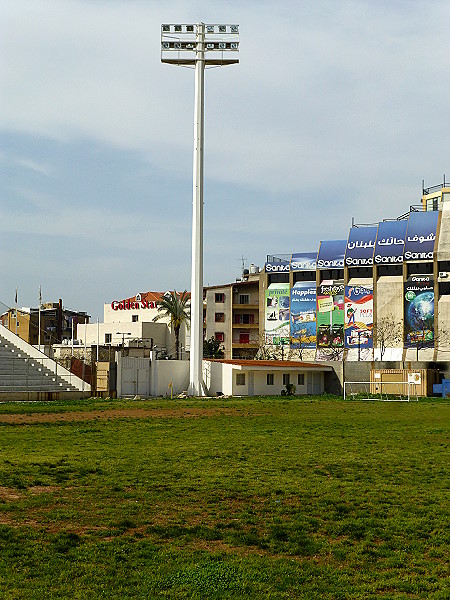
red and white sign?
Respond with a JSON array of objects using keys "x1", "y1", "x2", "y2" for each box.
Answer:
[{"x1": 111, "y1": 299, "x2": 157, "y2": 311}]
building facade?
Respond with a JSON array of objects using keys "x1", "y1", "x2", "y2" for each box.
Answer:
[
  {"x1": 258, "y1": 182, "x2": 450, "y2": 365},
  {"x1": 204, "y1": 270, "x2": 261, "y2": 359},
  {"x1": 77, "y1": 291, "x2": 190, "y2": 359},
  {"x1": 0, "y1": 300, "x2": 89, "y2": 346}
]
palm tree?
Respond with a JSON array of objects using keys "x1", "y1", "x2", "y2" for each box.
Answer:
[{"x1": 153, "y1": 291, "x2": 190, "y2": 359}]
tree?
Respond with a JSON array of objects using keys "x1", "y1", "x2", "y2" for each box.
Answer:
[
  {"x1": 373, "y1": 314, "x2": 403, "y2": 361},
  {"x1": 203, "y1": 336, "x2": 224, "y2": 359},
  {"x1": 153, "y1": 291, "x2": 190, "y2": 360}
]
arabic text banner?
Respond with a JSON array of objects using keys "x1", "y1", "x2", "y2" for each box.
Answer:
[
  {"x1": 404, "y1": 276, "x2": 434, "y2": 348},
  {"x1": 290, "y1": 282, "x2": 316, "y2": 348},
  {"x1": 265, "y1": 284, "x2": 290, "y2": 345},
  {"x1": 344, "y1": 285, "x2": 373, "y2": 349},
  {"x1": 374, "y1": 220, "x2": 408, "y2": 264},
  {"x1": 404, "y1": 211, "x2": 439, "y2": 261},
  {"x1": 345, "y1": 226, "x2": 378, "y2": 267}
]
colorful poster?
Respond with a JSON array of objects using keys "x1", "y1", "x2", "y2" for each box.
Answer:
[
  {"x1": 345, "y1": 285, "x2": 373, "y2": 349},
  {"x1": 290, "y1": 282, "x2": 316, "y2": 348},
  {"x1": 404, "y1": 276, "x2": 434, "y2": 348},
  {"x1": 374, "y1": 220, "x2": 408, "y2": 265},
  {"x1": 265, "y1": 283, "x2": 290, "y2": 345},
  {"x1": 345, "y1": 226, "x2": 378, "y2": 267},
  {"x1": 317, "y1": 240, "x2": 346, "y2": 269},
  {"x1": 316, "y1": 282, "x2": 345, "y2": 348},
  {"x1": 290, "y1": 252, "x2": 317, "y2": 272},
  {"x1": 404, "y1": 211, "x2": 439, "y2": 261}
]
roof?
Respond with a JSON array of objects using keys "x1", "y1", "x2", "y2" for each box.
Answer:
[
  {"x1": 206, "y1": 358, "x2": 332, "y2": 371},
  {"x1": 122, "y1": 291, "x2": 191, "y2": 303}
]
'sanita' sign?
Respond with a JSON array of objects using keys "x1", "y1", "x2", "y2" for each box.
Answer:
[{"x1": 111, "y1": 299, "x2": 157, "y2": 310}]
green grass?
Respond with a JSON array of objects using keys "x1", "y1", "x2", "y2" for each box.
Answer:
[{"x1": 0, "y1": 396, "x2": 448, "y2": 599}]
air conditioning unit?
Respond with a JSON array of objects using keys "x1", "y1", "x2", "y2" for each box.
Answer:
[{"x1": 439, "y1": 271, "x2": 448, "y2": 278}]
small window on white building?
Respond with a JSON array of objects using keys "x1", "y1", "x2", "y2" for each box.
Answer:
[
  {"x1": 236, "y1": 373, "x2": 246, "y2": 386},
  {"x1": 105, "y1": 333, "x2": 112, "y2": 344},
  {"x1": 283, "y1": 374, "x2": 290, "y2": 386},
  {"x1": 297, "y1": 373, "x2": 305, "y2": 386},
  {"x1": 132, "y1": 315, "x2": 139, "y2": 322},
  {"x1": 267, "y1": 373, "x2": 274, "y2": 386}
]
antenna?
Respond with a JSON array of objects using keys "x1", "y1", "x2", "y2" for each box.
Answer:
[{"x1": 240, "y1": 255, "x2": 247, "y2": 276}]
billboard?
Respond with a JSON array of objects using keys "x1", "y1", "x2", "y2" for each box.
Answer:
[
  {"x1": 265, "y1": 283, "x2": 290, "y2": 345},
  {"x1": 316, "y1": 282, "x2": 345, "y2": 348},
  {"x1": 374, "y1": 220, "x2": 408, "y2": 265},
  {"x1": 265, "y1": 259, "x2": 290, "y2": 273},
  {"x1": 404, "y1": 211, "x2": 439, "y2": 261},
  {"x1": 290, "y1": 282, "x2": 316, "y2": 348},
  {"x1": 404, "y1": 276, "x2": 434, "y2": 348},
  {"x1": 290, "y1": 252, "x2": 317, "y2": 272},
  {"x1": 344, "y1": 285, "x2": 373, "y2": 350},
  {"x1": 317, "y1": 240, "x2": 346, "y2": 269},
  {"x1": 345, "y1": 226, "x2": 377, "y2": 267}
]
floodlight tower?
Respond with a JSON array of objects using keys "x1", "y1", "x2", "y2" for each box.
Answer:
[{"x1": 161, "y1": 23, "x2": 239, "y2": 396}]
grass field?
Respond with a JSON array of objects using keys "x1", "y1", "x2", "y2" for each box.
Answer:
[{"x1": 0, "y1": 396, "x2": 448, "y2": 599}]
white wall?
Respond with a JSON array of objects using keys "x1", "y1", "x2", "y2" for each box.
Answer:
[
  {"x1": 151, "y1": 360, "x2": 189, "y2": 396},
  {"x1": 203, "y1": 361, "x2": 325, "y2": 397}
]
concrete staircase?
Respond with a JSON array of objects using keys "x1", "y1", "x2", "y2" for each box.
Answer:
[{"x1": 0, "y1": 324, "x2": 90, "y2": 397}]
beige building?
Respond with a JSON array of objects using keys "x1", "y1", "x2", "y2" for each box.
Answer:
[{"x1": 204, "y1": 269, "x2": 261, "y2": 359}]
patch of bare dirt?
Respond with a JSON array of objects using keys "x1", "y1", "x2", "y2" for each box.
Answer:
[{"x1": 0, "y1": 407, "x2": 262, "y2": 424}]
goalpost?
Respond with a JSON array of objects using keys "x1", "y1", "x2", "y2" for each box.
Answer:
[{"x1": 343, "y1": 380, "x2": 419, "y2": 402}]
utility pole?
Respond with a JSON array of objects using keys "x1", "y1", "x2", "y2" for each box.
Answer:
[{"x1": 161, "y1": 23, "x2": 239, "y2": 396}]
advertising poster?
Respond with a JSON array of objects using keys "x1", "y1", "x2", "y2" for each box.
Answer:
[
  {"x1": 344, "y1": 285, "x2": 373, "y2": 350},
  {"x1": 345, "y1": 226, "x2": 378, "y2": 267},
  {"x1": 290, "y1": 282, "x2": 316, "y2": 348},
  {"x1": 265, "y1": 283, "x2": 290, "y2": 345},
  {"x1": 404, "y1": 211, "x2": 439, "y2": 261},
  {"x1": 404, "y1": 276, "x2": 434, "y2": 348},
  {"x1": 316, "y1": 282, "x2": 345, "y2": 348},
  {"x1": 374, "y1": 220, "x2": 408, "y2": 265}
]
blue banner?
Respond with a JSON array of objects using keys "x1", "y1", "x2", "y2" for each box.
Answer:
[
  {"x1": 290, "y1": 282, "x2": 316, "y2": 348},
  {"x1": 404, "y1": 211, "x2": 439, "y2": 261},
  {"x1": 345, "y1": 226, "x2": 378, "y2": 267},
  {"x1": 317, "y1": 240, "x2": 346, "y2": 269},
  {"x1": 290, "y1": 252, "x2": 317, "y2": 272},
  {"x1": 374, "y1": 220, "x2": 408, "y2": 265},
  {"x1": 265, "y1": 259, "x2": 290, "y2": 273}
]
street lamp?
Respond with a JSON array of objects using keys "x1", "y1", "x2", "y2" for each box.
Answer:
[{"x1": 161, "y1": 23, "x2": 239, "y2": 396}]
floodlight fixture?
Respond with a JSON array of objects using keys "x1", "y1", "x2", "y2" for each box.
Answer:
[{"x1": 161, "y1": 22, "x2": 239, "y2": 396}]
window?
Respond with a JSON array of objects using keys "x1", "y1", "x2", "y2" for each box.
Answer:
[
  {"x1": 215, "y1": 332, "x2": 224, "y2": 342},
  {"x1": 239, "y1": 294, "x2": 250, "y2": 304},
  {"x1": 105, "y1": 333, "x2": 112, "y2": 344},
  {"x1": 267, "y1": 373, "x2": 274, "y2": 386},
  {"x1": 215, "y1": 293, "x2": 225, "y2": 303},
  {"x1": 297, "y1": 373, "x2": 305, "y2": 386},
  {"x1": 215, "y1": 313, "x2": 225, "y2": 322},
  {"x1": 236, "y1": 373, "x2": 246, "y2": 386},
  {"x1": 283, "y1": 374, "x2": 290, "y2": 386},
  {"x1": 239, "y1": 332, "x2": 250, "y2": 344},
  {"x1": 234, "y1": 314, "x2": 255, "y2": 324},
  {"x1": 132, "y1": 315, "x2": 139, "y2": 322}
]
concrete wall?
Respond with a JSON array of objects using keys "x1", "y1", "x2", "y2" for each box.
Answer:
[
  {"x1": 375, "y1": 275, "x2": 403, "y2": 360},
  {"x1": 436, "y1": 200, "x2": 450, "y2": 261},
  {"x1": 151, "y1": 360, "x2": 190, "y2": 397}
]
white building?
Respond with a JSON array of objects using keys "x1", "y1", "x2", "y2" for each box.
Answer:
[{"x1": 77, "y1": 292, "x2": 190, "y2": 358}]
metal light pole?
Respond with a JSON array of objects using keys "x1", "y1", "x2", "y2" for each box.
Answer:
[{"x1": 161, "y1": 23, "x2": 239, "y2": 396}]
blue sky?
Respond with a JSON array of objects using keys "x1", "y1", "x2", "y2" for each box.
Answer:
[{"x1": 1, "y1": 0, "x2": 449, "y2": 320}]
